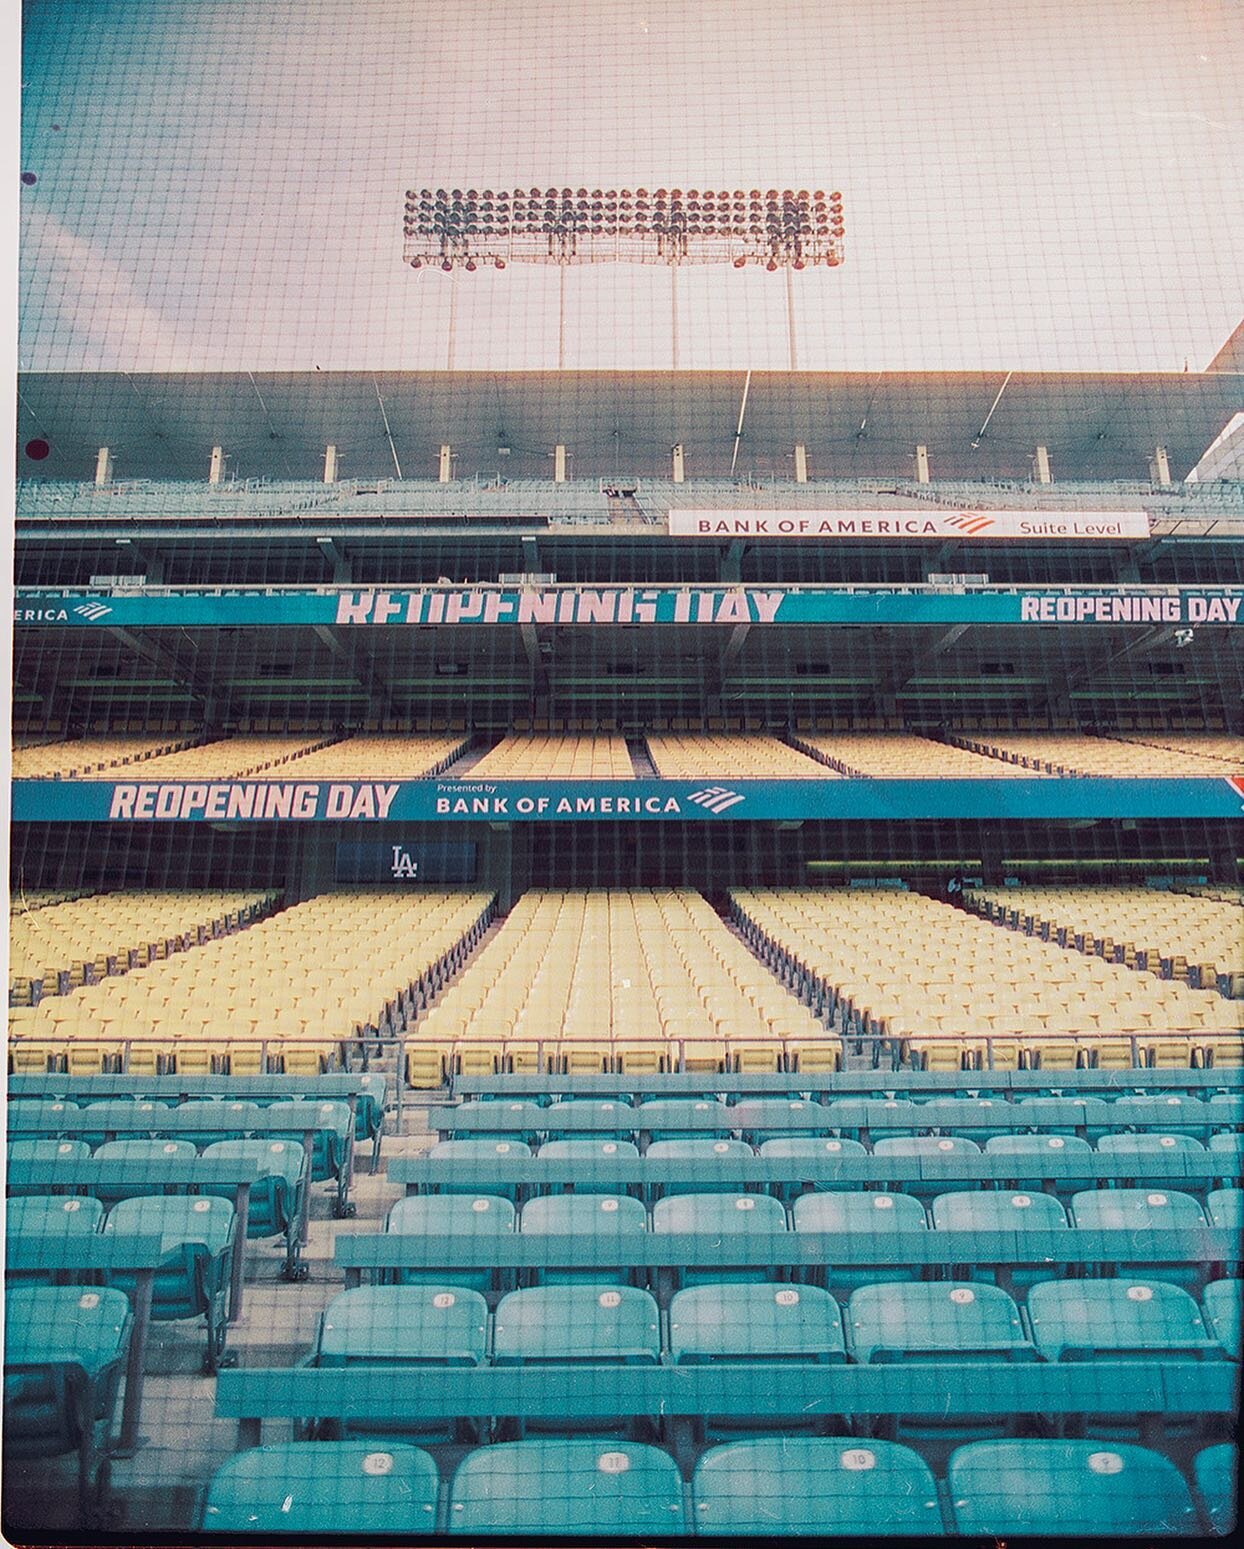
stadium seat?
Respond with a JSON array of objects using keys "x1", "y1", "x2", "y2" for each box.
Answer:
[
  {"x1": 1193, "y1": 1443, "x2": 1238, "y2": 1535},
  {"x1": 1206, "y1": 1188, "x2": 1244, "y2": 1233},
  {"x1": 636, "y1": 1097, "x2": 731, "y2": 1138},
  {"x1": 825, "y1": 1099, "x2": 917, "y2": 1134},
  {"x1": 5, "y1": 1139, "x2": 91, "y2": 1194},
  {"x1": 691, "y1": 1437, "x2": 944, "y2": 1536},
  {"x1": 669, "y1": 1282, "x2": 845, "y2": 1363},
  {"x1": 384, "y1": 1194, "x2": 515, "y2": 1293},
  {"x1": 492, "y1": 1284, "x2": 661, "y2": 1363},
  {"x1": 102, "y1": 1195, "x2": 236, "y2": 1371},
  {"x1": 644, "y1": 1137, "x2": 754, "y2": 1191},
  {"x1": 946, "y1": 1439, "x2": 1200, "y2": 1535},
  {"x1": 793, "y1": 1190, "x2": 927, "y2": 1292},
  {"x1": 6, "y1": 1195, "x2": 105, "y2": 1271},
  {"x1": 1069, "y1": 1187, "x2": 1208, "y2": 1288},
  {"x1": 729, "y1": 1098, "x2": 830, "y2": 1142},
  {"x1": 1202, "y1": 1279, "x2": 1242, "y2": 1359},
  {"x1": 447, "y1": 1439, "x2": 686, "y2": 1534},
  {"x1": 1096, "y1": 1132, "x2": 1206, "y2": 1157},
  {"x1": 426, "y1": 1139, "x2": 533, "y2": 1197},
  {"x1": 2, "y1": 1285, "x2": 133, "y2": 1516},
  {"x1": 872, "y1": 1135, "x2": 981, "y2": 1197},
  {"x1": 846, "y1": 1282, "x2": 1034, "y2": 1365},
  {"x1": 90, "y1": 1138, "x2": 199, "y2": 1203},
  {"x1": 163, "y1": 1100, "x2": 262, "y2": 1145},
  {"x1": 518, "y1": 1193, "x2": 647, "y2": 1285},
  {"x1": 1027, "y1": 1278, "x2": 1218, "y2": 1360},
  {"x1": 315, "y1": 1285, "x2": 488, "y2": 1365},
  {"x1": 930, "y1": 1189, "x2": 1068, "y2": 1286},
  {"x1": 200, "y1": 1139, "x2": 306, "y2": 1240},
  {"x1": 652, "y1": 1191, "x2": 787, "y2": 1284},
  {"x1": 201, "y1": 1442, "x2": 440, "y2": 1534},
  {"x1": 543, "y1": 1099, "x2": 635, "y2": 1136},
  {"x1": 264, "y1": 1101, "x2": 350, "y2": 1182},
  {"x1": 537, "y1": 1138, "x2": 641, "y2": 1160}
]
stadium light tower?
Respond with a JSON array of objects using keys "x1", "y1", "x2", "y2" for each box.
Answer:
[{"x1": 403, "y1": 185, "x2": 845, "y2": 369}]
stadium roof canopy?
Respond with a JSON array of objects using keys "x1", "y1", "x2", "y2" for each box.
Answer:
[{"x1": 17, "y1": 369, "x2": 1244, "y2": 485}]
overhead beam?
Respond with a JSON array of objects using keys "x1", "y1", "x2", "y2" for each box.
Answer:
[
  {"x1": 103, "y1": 627, "x2": 219, "y2": 711},
  {"x1": 312, "y1": 624, "x2": 393, "y2": 716}
]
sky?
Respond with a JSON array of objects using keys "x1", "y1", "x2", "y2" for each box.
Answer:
[{"x1": 16, "y1": 0, "x2": 1244, "y2": 373}]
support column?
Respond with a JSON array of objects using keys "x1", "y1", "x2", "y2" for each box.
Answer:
[
  {"x1": 323, "y1": 445, "x2": 338, "y2": 484},
  {"x1": 980, "y1": 830, "x2": 1006, "y2": 886},
  {"x1": 1207, "y1": 831, "x2": 1240, "y2": 886},
  {"x1": 94, "y1": 447, "x2": 113, "y2": 486},
  {"x1": 553, "y1": 444, "x2": 567, "y2": 483},
  {"x1": 914, "y1": 445, "x2": 930, "y2": 484},
  {"x1": 671, "y1": 444, "x2": 685, "y2": 483},
  {"x1": 1150, "y1": 445, "x2": 1172, "y2": 487},
  {"x1": 1032, "y1": 445, "x2": 1051, "y2": 484},
  {"x1": 208, "y1": 446, "x2": 225, "y2": 485},
  {"x1": 438, "y1": 445, "x2": 453, "y2": 483},
  {"x1": 793, "y1": 443, "x2": 808, "y2": 484}
]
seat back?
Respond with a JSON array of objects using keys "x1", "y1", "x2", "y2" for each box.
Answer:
[
  {"x1": 1202, "y1": 1278, "x2": 1241, "y2": 1358},
  {"x1": 1027, "y1": 1278, "x2": 1213, "y2": 1359},
  {"x1": 316, "y1": 1285, "x2": 488, "y2": 1365},
  {"x1": 537, "y1": 1139, "x2": 640, "y2": 1160},
  {"x1": 447, "y1": 1439, "x2": 686, "y2": 1534},
  {"x1": 847, "y1": 1282, "x2": 1032, "y2": 1363},
  {"x1": 492, "y1": 1285, "x2": 661, "y2": 1363},
  {"x1": 947, "y1": 1440, "x2": 1199, "y2": 1534},
  {"x1": 202, "y1": 1442, "x2": 440, "y2": 1534},
  {"x1": 669, "y1": 1282, "x2": 844, "y2": 1362},
  {"x1": 930, "y1": 1190, "x2": 1067, "y2": 1232},
  {"x1": 692, "y1": 1437, "x2": 943, "y2": 1535}
]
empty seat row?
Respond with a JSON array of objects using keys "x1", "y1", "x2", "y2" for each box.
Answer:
[
  {"x1": 300, "y1": 1274, "x2": 1242, "y2": 1367},
  {"x1": 644, "y1": 733, "x2": 834, "y2": 780},
  {"x1": 470, "y1": 733, "x2": 636, "y2": 779},
  {"x1": 947, "y1": 730, "x2": 1239, "y2": 777},
  {"x1": 791, "y1": 731, "x2": 1038, "y2": 779},
  {"x1": 200, "y1": 1435, "x2": 1234, "y2": 1535},
  {"x1": 9, "y1": 733, "x2": 200, "y2": 780}
]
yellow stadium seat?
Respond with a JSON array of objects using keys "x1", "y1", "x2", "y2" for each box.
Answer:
[
  {"x1": 405, "y1": 1045, "x2": 447, "y2": 1089},
  {"x1": 1146, "y1": 1037, "x2": 1196, "y2": 1069},
  {"x1": 9, "y1": 1040, "x2": 60, "y2": 1074},
  {"x1": 1202, "y1": 1036, "x2": 1244, "y2": 1068}
]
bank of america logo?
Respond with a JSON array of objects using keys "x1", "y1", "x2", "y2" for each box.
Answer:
[
  {"x1": 944, "y1": 513, "x2": 995, "y2": 536},
  {"x1": 1227, "y1": 776, "x2": 1244, "y2": 799},
  {"x1": 73, "y1": 602, "x2": 112, "y2": 620},
  {"x1": 688, "y1": 786, "x2": 746, "y2": 814}
]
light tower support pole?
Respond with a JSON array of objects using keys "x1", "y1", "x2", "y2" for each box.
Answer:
[
  {"x1": 671, "y1": 266, "x2": 679, "y2": 370},
  {"x1": 785, "y1": 265, "x2": 797, "y2": 371},
  {"x1": 446, "y1": 270, "x2": 458, "y2": 370},
  {"x1": 558, "y1": 264, "x2": 567, "y2": 370}
]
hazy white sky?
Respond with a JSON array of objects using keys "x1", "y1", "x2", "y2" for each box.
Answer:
[{"x1": 18, "y1": 0, "x2": 1244, "y2": 372}]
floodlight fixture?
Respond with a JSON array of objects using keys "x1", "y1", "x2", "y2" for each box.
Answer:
[{"x1": 402, "y1": 184, "x2": 845, "y2": 270}]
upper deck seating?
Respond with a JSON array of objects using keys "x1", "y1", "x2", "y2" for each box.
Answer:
[
  {"x1": 793, "y1": 732, "x2": 1039, "y2": 778},
  {"x1": 469, "y1": 735, "x2": 635, "y2": 779},
  {"x1": 948, "y1": 731, "x2": 1237, "y2": 777},
  {"x1": 645, "y1": 733, "x2": 833, "y2": 780}
]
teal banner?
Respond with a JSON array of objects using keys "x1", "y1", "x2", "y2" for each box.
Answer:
[
  {"x1": 13, "y1": 585, "x2": 1244, "y2": 629},
  {"x1": 11, "y1": 777, "x2": 1244, "y2": 823}
]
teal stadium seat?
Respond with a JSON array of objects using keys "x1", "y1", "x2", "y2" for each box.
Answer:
[
  {"x1": 729, "y1": 1098, "x2": 830, "y2": 1143},
  {"x1": 201, "y1": 1442, "x2": 440, "y2": 1535},
  {"x1": 692, "y1": 1437, "x2": 943, "y2": 1536},
  {"x1": 6, "y1": 1139, "x2": 91, "y2": 1195},
  {"x1": 7, "y1": 1100, "x2": 80, "y2": 1131},
  {"x1": 1115, "y1": 1093, "x2": 1207, "y2": 1138},
  {"x1": 1194, "y1": 1444, "x2": 1238, "y2": 1535},
  {"x1": 3, "y1": 1285, "x2": 132, "y2": 1516},
  {"x1": 91, "y1": 1139, "x2": 198, "y2": 1203},
  {"x1": 447, "y1": 1439, "x2": 686, "y2": 1535},
  {"x1": 1027, "y1": 1279, "x2": 1217, "y2": 1360},
  {"x1": 200, "y1": 1139, "x2": 306, "y2": 1239},
  {"x1": 825, "y1": 1099, "x2": 916, "y2": 1136},
  {"x1": 1203, "y1": 1279, "x2": 1241, "y2": 1358},
  {"x1": 492, "y1": 1285, "x2": 661, "y2": 1363},
  {"x1": 1206, "y1": 1188, "x2": 1244, "y2": 1232},
  {"x1": 792, "y1": 1190, "x2": 926, "y2": 1292},
  {"x1": 651, "y1": 1191, "x2": 787, "y2": 1285},
  {"x1": 846, "y1": 1282, "x2": 1034, "y2": 1365},
  {"x1": 644, "y1": 1137, "x2": 754, "y2": 1192},
  {"x1": 930, "y1": 1189, "x2": 1067, "y2": 1286},
  {"x1": 544, "y1": 1099, "x2": 635, "y2": 1136},
  {"x1": 384, "y1": 1194, "x2": 515, "y2": 1293},
  {"x1": 166, "y1": 1100, "x2": 261, "y2": 1144},
  {"x1": 635, "y1": 1098, "x2": 731, "y2": 1139},
  {"x1": 537, "y1": 1138, "x2": 640, "y2": 1160},
  {"x1": 315, "y1": 1285, "x2": 488, "y2": 1366},
  {"x1": 983, "y1": 1133, "x2": 1096, "y2": 1195},
  {"x1": 1015, "y1": 1095, "x2": 1113, "y2": 1137},
  {"x1": 263, "y1": 1101, "x2": 350, "y2": 1182},
  {"x1": 519, "y1": 1193, "x2": 647, "y2": 1285},
  {"x1": 102, "y1": 1195, "x2": 236, "y2": 1371},
  {"x1": 872, "y1": 1136, "x2": 981, "y2": 1198},
  {"x1": 1069, "y1": 1187, "x2": 1208, "y2": 1289},
  {"x1": 1207, "y1": 1131, "x2": 1244, "y2": 1167},
  {"x1": 79, "y1": 1100, "x2": 172, "y2": 1147},
  {"x1": 426, "y1": 1139, "x2": 532, "y2": 1198},
  {"x1": 669, "y1": 1282, "x2": 845, "y2": 1362},
  {"x1": 454, "y1": 1100, "x2": 543, "y2": 1142},
  {"x1": 757, "y1": 1137, "x2": 868, "y2": 1198},
  {"x1": 6, "y1": 1195, "x2": 104, "y2": 1279},
  {"x1": 1096, "y1": 1132, "x2": 1206, "y2": 1157},
  {"x1": 946, "y1": 1439, "x2": 1200, "y2": 1535}
]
